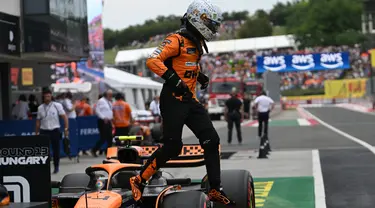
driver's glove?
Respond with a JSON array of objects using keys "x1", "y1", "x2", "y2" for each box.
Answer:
[
  {"x1": 162, "y1": 69, "x2": 192, "y2": 102},
  {"x1": 197, "y1": 72, "x2": 209, "y2": 90}
]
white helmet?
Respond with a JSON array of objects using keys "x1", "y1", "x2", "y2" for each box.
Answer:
[{"x1": 186, "y1": 0, "x2": 223, "y2": 41}]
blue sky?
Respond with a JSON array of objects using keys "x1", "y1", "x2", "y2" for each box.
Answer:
[
  {"x1": 102, "y1": 0, "x2": 290, "y2": 30},
  {"x1": 87, "y1": 0, "x2": 103, "y2": 23}
]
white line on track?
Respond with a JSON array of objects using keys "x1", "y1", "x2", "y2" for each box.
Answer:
[
  {"x1": 303, "y1": 107, "x2": 375, "y2": 208},
  {"x1": 297, "y1": 118, "x2": 310, "y2": 126},
  {"x1": 312, "y1": 150, "x2": 327, "y2": 208},
  {"x1": 302, "y1": 108, "x2": 375, "y2": 154},
  {"x1": 241, "y1": 120, "x2": 254, "y2": 126},
  {"x1": 335, "y1": 103, "x2": 375, "y2": 116}
]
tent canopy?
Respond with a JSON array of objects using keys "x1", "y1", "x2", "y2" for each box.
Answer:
[
  {"x1": 104, "y1": 67, "x2": 162, "y2": 89},
  {"x1": 115, "y1": 35, "x2": 296, "y2": 64}
]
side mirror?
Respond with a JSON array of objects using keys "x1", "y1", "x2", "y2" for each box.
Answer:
[{"x1": 95, "y1": 180, "x2": 105, "y2": 192}]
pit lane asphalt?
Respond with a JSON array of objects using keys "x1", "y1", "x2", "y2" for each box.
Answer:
[
  {"x1": 183, "y1": 111, "x2": 360, "y2": 151},
  {"x1": 52, "y1": 107, "x2": 374, "y2": 208},
  {"x1": 304, "y1": 107, "x2": 375, "y2": 208},
  {"x1": 183, "y1": 107, "x2": 375, "y2": 207}
]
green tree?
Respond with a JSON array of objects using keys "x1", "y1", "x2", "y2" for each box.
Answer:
[
  {"x1": 103, "y1": 29, "x2": 118, "y2": 49},
  {"x1": 269, "y1": 2, "x2": 292, "y2": 26},
  {"x1": 104, "y1": 15, "x2": 181, "y2": 49},
  {"x1": 254, "y1": 9, "x2": 269, "y2": 20},
  {"x1": 222, "y1": 12, "x2": 230, "y2": 21},
  {"x1": 285, "y1": 0, "x2": 364, "y2": 47},
  {"x1": 237, "y1": 16, "x2": 273, "y2": 38}
]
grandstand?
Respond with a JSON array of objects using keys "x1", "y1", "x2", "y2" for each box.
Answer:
[
  {"x1": 112, "y1": 33, "x2": 370, "y2": 99},
  {"x1": 114, "y1": 35, "x2": 296, "y2": 79},
  {"x1": 126, "y1": 19, "x2": 245, "y2": 49},
  {"x1": 115, "y1": 35, "x2": 296, "y2": 65}
]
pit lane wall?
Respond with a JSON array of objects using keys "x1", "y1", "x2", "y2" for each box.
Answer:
[
  {"x1": 0, "y1": 117, "x2": 107, "y2": 158},
  {"x1": 281, "y1": 78, "x2": 371, "y2": 109}
]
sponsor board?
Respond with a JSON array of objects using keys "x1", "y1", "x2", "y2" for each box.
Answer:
[
  {"x1": 245, "y1": 119, "x2": 319, "y2": 127},
  {"x1": 0, "y1": 136, "x2": 51, "y2": 205},
  {"x1": 0, "y1": 12, "x2": 20, "y2": 55},
  {"x1": 324, "y1": 78, "x2": 367, "y2": 98},
  {"x1": 281, "y1": 95, "x2": 352, "y2": 109},
  {"x1": 0, "y1": 147, "x2": 49, "y2": 166},
  {"x1": 257, "y1": 52, "x2": 350, "y2": 73}
]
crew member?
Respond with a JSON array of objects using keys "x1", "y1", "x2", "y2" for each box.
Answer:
[
  {"x1": 129, "y1": 0, "x2": 235, "y2": 205},
  {"x1": 224, "y1": 87, "x2": 243, "y2": 144},
  {"x1": 76, "y1": 96, "x2": 93, "y2": 155},
  {"x1": 92, "y1": 89, "x2": 113, "y2": 157},
  {"x1": 76, "y1": 96, "x2": 93, "y2": 116},
  {"x1": 93, "y1": 94, "x2": 103, "y2": 113},
  {"x1": 149, "y1": 95, "x2": 161, "y2": 123},
  {"x1": 254, "y1": 91, "x2": 275, "y2": 138},
  {"x1": 63, "y1": 92, "x2": 77, "y2": 119},
  {"x1": 35, "y1": 89, "x2": 69, "y2": 174},
  {"x1": 113, "y1": 93, "x2": 133, "y2": 136}
]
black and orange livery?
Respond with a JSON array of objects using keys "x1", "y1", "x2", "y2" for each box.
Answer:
[
  {"x1": 106, "y1": 142, "x2": 221, "y2": 168},
  {"x1": 0, "y1": 184, "x2": 9, "y2": 206},
  {"x1": 50, "y1": 136, "x2": 255, "y2": 208},
  {"x1": 147, "y1": 33, "x2": 202, "y2": 100}
]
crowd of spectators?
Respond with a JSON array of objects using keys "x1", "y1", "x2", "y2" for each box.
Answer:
[
  {"x1": 198, "y1": 45, "x2": 372, "y2": 91},
  {"x1": 123, "y1": 19, "x2": 370, "y2": 91}
]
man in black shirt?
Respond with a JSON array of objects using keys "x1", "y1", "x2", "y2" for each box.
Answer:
[
  {"x1": 224, "y1": 88, "x2": 243, "y2": 144},
  {"x1": 243, "y1": 93, "x2": 251, "y2": 119}
]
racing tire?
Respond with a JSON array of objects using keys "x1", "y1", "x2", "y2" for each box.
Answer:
[
  {"x1": 59, "y1": 173, "x2": 90, "y2": 193},
  {"x1": 151, "y1": 123, "x2": 162, "y2": 142},
  {"x1": 202, "y1": 169, "x2": 255, "y2": 208},
  {"x1": 129, "y1": 126, "x2": 142, "y2": 136},
  {"x1": 160, "y1": 191, "x2": 210, "y2": 208}
]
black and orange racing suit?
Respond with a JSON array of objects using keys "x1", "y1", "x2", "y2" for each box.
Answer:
[{"x1": 133, "y1": 31, "x2": 222, "y2": 195}]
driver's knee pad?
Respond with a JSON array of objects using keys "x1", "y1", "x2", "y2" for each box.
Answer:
[
  {"x1": 162, "y1": 139, "x2": 183, "y2": 158},
  {"x1": 198, "y1": 128, "x2": 219, "y2": 152}
]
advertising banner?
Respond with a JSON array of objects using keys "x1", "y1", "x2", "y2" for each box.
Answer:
[
  {"x1": 21, "y1": 68, "x2": 33, "y2": 86},
  {"x1": 257, "y1": 52, "x2": 350, "y2": 73},
  {"x1": 51, "y1": 0, "x2": 105, "y2": 92},
  {"x1": 0, "y1": 12, "x2": 20, "y2": 56},
  {"x1": 0, "y1": 136, "x2": 51, "y2": 206},
  {"x1": 369, "y1": 49, "x2": 375, "y2": 68},
  {"x1": 0, "y1": 117, "x2": 106, "y2": 157},
  {"x1": 11, "y1": 63, "x2": 52, "y2": 91},
  {"x1": 10, "y1": 68, "x2": 19, "y2": 89},
  {"x1": 0, "y1": 119, "x2": 79, "y2": 157},
  {"x1": 324, "y1": 78, "x2": 367, "y2": 98},
  {"x1": 76, "y1": 116, "x2": 103, "y2": 151}
]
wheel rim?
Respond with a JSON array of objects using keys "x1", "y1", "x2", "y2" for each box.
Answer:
[
  {"x1": 247, "y1": 178, "x2": 255, "y2": 208},
  {"x1": 247, "y1": 180, "x2": 251, "y2": 207}
]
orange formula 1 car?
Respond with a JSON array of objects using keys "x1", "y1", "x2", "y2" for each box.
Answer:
[{"x1": 51, "y1": 136, "x2": 255, "y2": 208}]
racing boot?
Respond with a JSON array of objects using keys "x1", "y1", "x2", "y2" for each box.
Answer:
[
  {"x1": 208, "y1": 188, "x2": 236, "y2": 205},
  {"x1": 129, "y1": 175, "x2": 146, "y2": 202},
  {"x1": 130, "y1": 158, "x2": 158, "y2": 201}
]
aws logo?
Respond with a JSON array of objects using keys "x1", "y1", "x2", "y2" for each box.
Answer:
[
  {"x1": 320, "y1": 53, "x2": 343, "y2": 69},
  {"x1": 262, "y1": 56, "x2": 286, "y2": 71},
  {"x1": 291, "y1": 54, "x2": 315, "y2": 70}
]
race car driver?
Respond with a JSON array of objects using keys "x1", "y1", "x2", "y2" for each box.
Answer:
[{"x1": 129, "y1": 0, "x2": 235, "y2": 205}]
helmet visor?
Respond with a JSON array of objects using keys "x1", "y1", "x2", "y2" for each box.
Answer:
[{"x1": 201, "y1": 14, "x2": 220, "y2": 34}]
